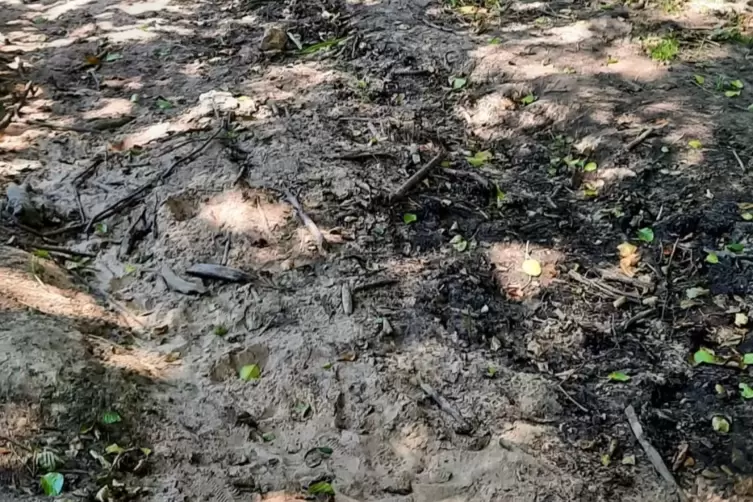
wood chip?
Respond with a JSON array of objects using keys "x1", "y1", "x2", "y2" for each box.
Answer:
[
  {"x1": 160, "y1": 265, "x2": 207, "y2": 295},
  {"x1": 186, "y1": 263, "x2": 253, "y2": 283}
]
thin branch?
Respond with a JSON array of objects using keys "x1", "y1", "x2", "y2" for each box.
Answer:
[{"x1": 389, "y1": 151, "x2": 446, "y2": 202}]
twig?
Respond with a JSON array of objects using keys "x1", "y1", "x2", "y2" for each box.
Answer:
[
  {"x1": 555, "y1": 383, "x2": 589, "y2": 413},
  {"x1": 284, "y1": 189, "x2": 327, "y2": 254},
  {"x1": 0, "y1": 81, "x2": 34, "y2": 131},
  {"x1": 72, "y1": 156, "x2": 104, "y2": 187},
  {"x1": 622, "y1": 307, "x2": 657, "y2": 331},
  {"x1": 625, "y1": 406, "x2": 685, "y2": 502},
  {"x1": 29, "y1": 245, "x2": 96, "y2": 258},
  {"x1": 625, "y1": 127, "x2": 655, "y2": 151},
  {"x1": 389, "y1": 151, "x2": 446, "y2": 202},
  {"x1": 0, "y1": 435, "x2": 32, "y2": 452},
  {"x1": 353, "y1": 278, "x2": 398, "y2": 293},
  {"x1": 661, "y1": 238, "x2": 680, "y2": 321},
  {"x1": 74, "y1": 187, "x2": 86, "y2": 222},
  {"x1": 418, "y1": 378, "x2": 473, "y2": 434},
  {"x1": 82, "y1": 126, "x2": 222, "y2": 234},
  {"x1": 568, "y1": 270, "x2": 642, "y2": 302},
  {"x1": 221, "y1": 234, "x2": 231, "y2": 266},
  {"x1": 732, "y1": 148, "x2": 747, "y2": 172},
  {"x1": 441, "y1": 168, "x2": 493, "y2": 189}
]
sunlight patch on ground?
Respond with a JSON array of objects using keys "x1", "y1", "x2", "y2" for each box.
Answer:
[
  {"x1": 43, "y1": 0, "x2": 96, "y2": 20},
  {"x1": 198, "y1": 189, "x2": 292, "y2": 238},
  {"x1": 245, "y1": 63, "x2": 340, "y2": 102},
  {"x1": 82, "y1": 98, "x2": 134, "y2": 119}
]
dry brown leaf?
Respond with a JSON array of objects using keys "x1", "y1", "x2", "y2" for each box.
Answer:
[
  {"x1": 617, "y1": 241, "x2": 640, "y2": 277},
  {"x1": 85, "y1": 54, "x2": 101, "y2": 66}
]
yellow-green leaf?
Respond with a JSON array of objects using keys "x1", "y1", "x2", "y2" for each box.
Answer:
[
  {"x1": 452, "y1": 77, "x2": 467, "y2": 90},
  {"x1": 637, "y1": 227, "x2": 654, "y2": 243},
  {"x1": 239, "y1": 364, "x2": 261, "y2": 381},
  {"x1": 688, "y1": 139, "x2": 702, "y2": 149},
  {"x1": 299, "y1": 37, "x2": 347, "y2": 55},
  {"x1": 466, "y1": 150, "x2": 493, "y2": 167},
  {"x1": 706, "y1": 252, "x2": 719, "y2": 264},
  {"x1": 736, "y1": 312, "x2": 750, "y2": 327},
  {"x1": 693, "y1": 348, "x2": 718, "y2": 365},
  {"x1": 742, "y1": 212, "x2": 753, "y2": 221},
  {"x1": 725, "y1": 90, "x2": 741, "y2": 97},
  {"x1": 40, "y1": 472, "x2": 64, "y2": 496},
  {"x1": 712, "y1": 415, "x2": 730, "y2": 433},
  {"x1": 403, "y1": 213, "x2": 417, "y2": 224},
  {"x1": 308, "y1": 481, "x2": 335, "y2": 495},
  {"x1": 608, "y1": 371, "x2": 631, "y2": 382},
  {"x1": 105, "y1": 443, "x2": 124, "y2": 454},
  {"x1": 522, "y1": 258, "x2": 542, "y2": 277},
  {"x1": 744, "y1": 353, "x2": 753, "y2": 365},
  {"x1": 607, "y1": 56, "x2": 619, "y2": 65},
  {"x1": 731, "y1": 79, "x2": 744, "y2": 89},
  {"x1": 694, "y1": 75, "x2": 705, "y2": 85},
  {"x1": 584, "y1": 161, "x2": 597, "y2": 172},
  {"x1": 449, "y1": 235, "x2": 468, "y2": 252},
  {"x1": 520, "y1": 93, "x2": 537, "y2": 105},
  {"x1": 740, "y1": 383, "x2": 753, "y2": 399}
]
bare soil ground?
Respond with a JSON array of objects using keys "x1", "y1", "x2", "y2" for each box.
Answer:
[{"x1": 3, "y1": 0, "x2": 753, "y2": 499}]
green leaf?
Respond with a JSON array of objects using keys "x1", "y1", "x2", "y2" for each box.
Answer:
[
  {"x1": 694, "y1": 75, "x2": 705, "y2": 85},
  {"x1": 712, "y1": 415, "x2": 730, "y2": 433},
  {"x1": 725, "y1": 90, "x2": 741, "y2": 97},
  {"x1": 32, "y1": 249, "x2": 51, "y2": 259},
  {"x1": 731, "y1": 79, "x2": 744, "y2": 89},
  {"x1": 742, "y1": 212, "x2": 753, "y2": 221},
  {"x1": 322, "y1": 362, "x2": 333, "y2": 370},
  {"x1": 156, "y1": 98, "x2": 173, "y2": 110},
  {"x1": 744, "y1": 353, "x2": 753, "y2": 365},
  {"x1": 637, "y1": 227, "x2": 654, "y2": 243},
  {"x1": 489, "y1": 37, "x2": 501, "y2": 45},
  {"x1": 607, "y1": 56, "x2": 619, "y2": 65},
  {"x1": 451, "y1": 77, "x2": 467, "y2": 90},
  {"x1": 706, "y1": 252, "x2": 719, "y2": 264},
  {"x1": 449, "y1": 235, "x2": 468, "y2": 252},
  {"x1": 520, "y1": 93, "x2": 537, "y2": 105},
  {"x1": 740, "y1": 383, "x2": 753, "y2": 399},
  {"x1": 262, "y1": 432, "x2": 276, "y2": 442},
  {"x1": 40, "y1": 472, "x2": 64, "y2": 496},
  {"x1": 308, "y1": 481, "x2": 335, "y2": 495},
  {"x1": 140, "y1": 447, "x2": 152, "y2": 456},
  {"x1": 748, "y1": 103, "x2": 753, "y2": 112},
  {"x1": 495, "y1": 185, "x2": 506, "y2": 207},
  {"x1": 213, "y1": 325, "x2": 228, "y2": 336},
  {"x1": 466, "y1": 150, "x2": 493, "y2": 167},
  {"x1": 403, "y1": 213, "x2": 417, "y2": 224},
  {"x1": 105, "y1": 443, "x2": 124, "y2": 454},
  {"x1": 239, "y1": 364, "x2": 261, "y2": 381},
  {"x1": 104, "y1": 52, "x2": 123, "y2": 62},
  {"x1": 124, "y1": 263, "x2": 137, "y2": 275},
  {"x1": 688, "y1": 139, "x2": 703, "y2": 149},
  {"x1": 94, "y1": 222, "x2": 108, "y2": 235},
  {"x1": 101, "y1": 411, "x2": 121, "y2": 424},
  {"x1": 693, "y1": 348, "x2": 718, "y2": 365},
  {"x1": 486, "y1": 365, "x2": 497, "y2": 377},
  {"x1": 608, "y1": 371, "x2": 631, "y2": 382},
  {"x1": 583, "y1": 161, "x2": 598, "y2": 172},
  {"x1": 317, "y1": 446, "x2": 334, "y2": 456},
  {"x1": 294, "y1": 402, "x2": 311, "y2": 418},
  {"x1": 299, "y1": 37, "x2": 347, "y2": 55},
  {"x1": 727, "y1": 243, "x2": 745, "y2": 253}
]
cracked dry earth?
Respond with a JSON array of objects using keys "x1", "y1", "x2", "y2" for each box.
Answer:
[{"x1": 4, "y1": 0, "x2": 753, "y2": 500}]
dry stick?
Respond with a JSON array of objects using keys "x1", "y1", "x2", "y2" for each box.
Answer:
[
  {"x1": 418, "y1": 378, "x2": 473, "y2": 434},
  {"x1": 82, "y1": 126, "x2": 223, "y2": 234},
  {"x1": 284, "y1": 189, "x2": 327, "y2": 254},
  {"x1": 625, "y1": 405, "x2": 685, "y2": 502},
  {"x1": 622, "y1": 307, "x2": 656, "y2": 332},
  {"x1": 625, "y1": 127, "x2": 655, "y2": 151},
  {"x1": 0, "y1": 435, "x2": 31, "y2": 452},
  {"x1": 555, "y1": 383, "x2": 589, "y2": 413},
  {"x1": 353, "y1": 278, "x2": 398, "y2": 293},
  {"x1": 660, "y1": 238, "x2": 680, "y2": 321},
  {"x1": 72, "y1": 156, "x2": 104, "y2": 187},
  {"x1": 389, "y1": 151, "x2": 446, "y2": 202},
  {"x1": 732, "y1": 148, "x2": 746, "y2": 172},
  {"x1": 0, "y1": 81, "x2": 34, "y2": 131},
  {"x1": 30, "y1": 244, "x2": 96, "y2": 258},
  {"x1": 568, "y1": 269, "x2": 642, "y2": 302}
]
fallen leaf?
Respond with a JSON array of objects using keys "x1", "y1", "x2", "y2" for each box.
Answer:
[
  {"x1": 94, "y1": 222, "x2": 108, "y2": 235},
  {"x1": 716, "y1": 384, "x2": 726, "y2": 395},
  {"x1": 731, "y1": 79, "x2": 744, "y2": 89},
  {"x1": 84, "y1": 54, "x2": 100, "y2": 66},
  {"x1": 100, "y1": 411, "x2": 121, "y2": 425},
  {"x1": 466, "y1": 150, "x2": 493, "y2": 167},
  {"x1": 522, "y1": 258, "x2": 542, "y2": 277},
  {"x1": 685, "y1": 287, "x2": 710, "y2": 299},
  {"x1": 637, "y1": 227, "x2": 654, "y2": 243},
  {"x1": 156, "y1": 98, "x2": 173, "y2": 110},
  {"x1": 712, "y1": 415, "x2": 730, "y2": 433},
  {"x1": 727, "y1": 243, "x2": 744, "y2": 253},
  {"x1": 607, "y1": 56, "x2": 619, "y2": 65},
  {"x1": 736, "y1": 313, "x2": 749, "y2": 327},
  {"x1": 694, "y1": 348, "x2": 718, "y2": 365},
  {"x1": 601, "y1": 453, "x2": 611, "y2": 466},
  {"x1": 487, "y1": 365, "x2": 497, "y2": 377},
  {"x1": 743, "y1": 212, "x2": 753, "y2": 221},
  {"x1": 308, "y1": 481, "x2": 335, "y2": 495},
  {"x1": 495, "y1": 185, "x2": 506, "y2": 207},
  {"x1": 688, "y1": 139, "x2": 703, "y2": 149},
  {"x1": 262, "y1": 432, "x2": 276, "y2": 442},
  {"x1": 744, "y1": 353, "x2": 753, "y2": 365},
  {"x1": 740, "y1": 383, "x2": 753, "y2": 399},
  {"x1": 239, "y1": 364, "x2": 261, "y2": 381},
  {"x1": 452, "y1": 77, "x2": 468, "y2": 90},
  {"x1": 489, "y1": 37, "x2": 501, "y2": 45},
  {"x1": 584, "y1": 161, "x2": 598, "y2": 172},
  {"x1": 583, "y1": 183, "x2": 598, "y2": 197},
  {"x1": 450, "y1": 234, "x2": 468, "y2": 252},
  {"x1": 403, "y1": 213, "x2": 417, "y2": 224},
  {"x1": 520, "y1": 93, "x2": 537, "y2": 105},
  {"x1": 608, "y1": 371, "x2": 631, "y2": 382},
  {"x1": 706, "y1": 252, "x2": 719, "y2": 264},
  {"x1": 299, "y1": 37, "x2": 347, "y2": 54},
  {"x1": 725, "y1": 90, "x2": 741, "y2": 97},
  {"x1": 694, "y1": 75, "x2": 705, "y2": 85},
  {"x1": 104, "y1": 53, "x2": 123, "y2": 62},
  {"x1": 40, "y1": 472, "x2": 64, "y2": 496},
  {"x1": 105, "y1": 443, "x2": 124, "y2": 454},
  {"x1": 618, "y1": 242, "x2": 637, "y2": 258},
  {"x1": 622, "y1": 455, "x2": 636, "y2": 465}
]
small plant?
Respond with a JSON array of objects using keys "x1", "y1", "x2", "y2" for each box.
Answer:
[
  {"x1": 213, "y1": 325, "x2": 228, "y2": 336},
  {"x1": 649, "y1": 37, "x2": 679, "y2": 62}
]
